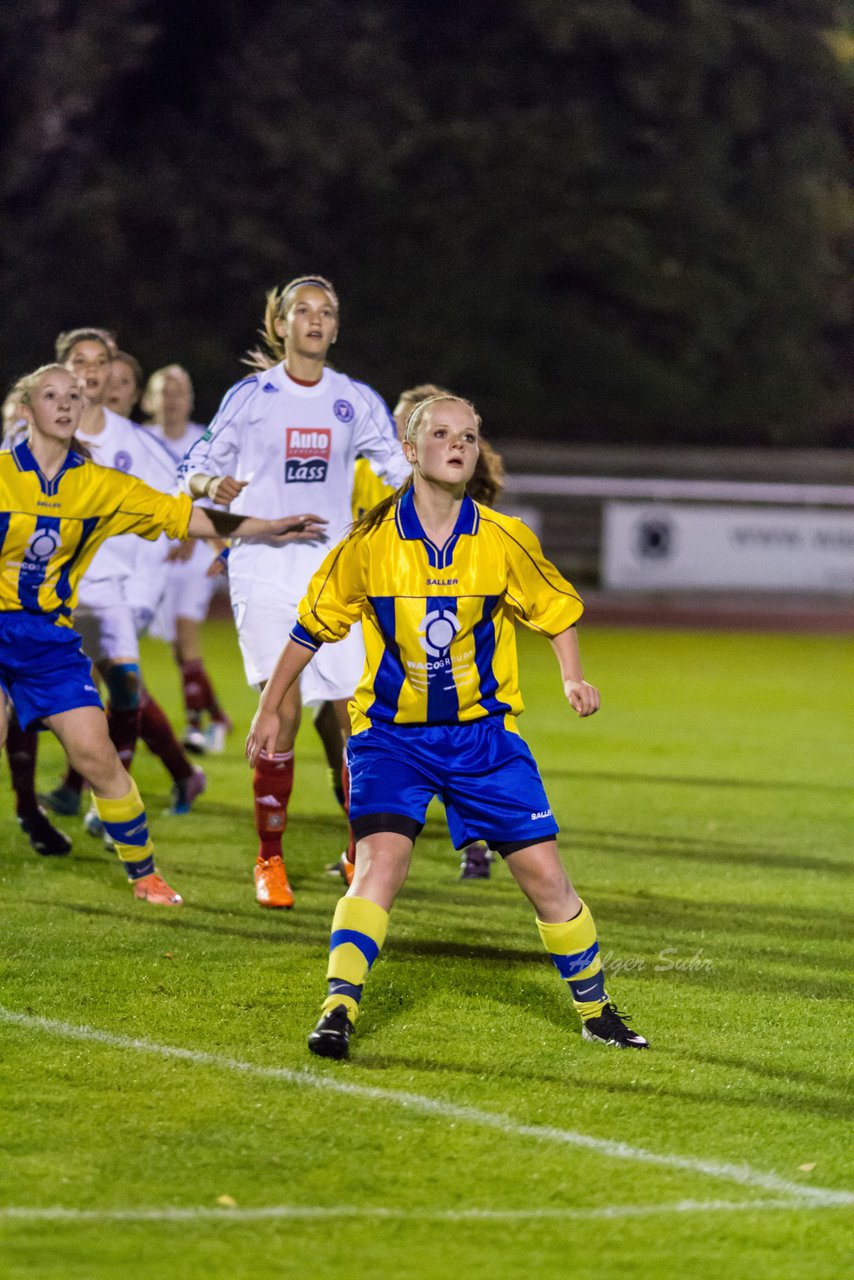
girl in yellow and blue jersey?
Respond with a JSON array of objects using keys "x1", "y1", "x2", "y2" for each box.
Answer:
[
  {"x1": 247, "y1": 394, "x2": 649, "y2": 1055},
  {"x1": 0, "y1": 364, "x2": 325, "y2": 904}
]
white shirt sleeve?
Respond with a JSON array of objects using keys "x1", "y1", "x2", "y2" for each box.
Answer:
[
  {"x1": 349, "y1": 381, "x2": 410, "y2": 489},
  {"x1": 177, "y1": 376, "x2": 256, "y2": 493}
]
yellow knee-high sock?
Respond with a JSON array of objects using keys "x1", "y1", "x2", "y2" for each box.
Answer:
[
  {"x1": 537, "y1": 901, "x2": 609, "y2": 1021},
  {"x1": 93, "y1": 780, "x2": 155, "y2": 880},
  {"x1": 322, "y1": 895, "x2": 389, "y2": 1023}
]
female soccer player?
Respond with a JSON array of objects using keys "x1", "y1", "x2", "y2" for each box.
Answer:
[
  {"x1": 247, "y1": 394, "x2": 649, "y2": 1056},
  {"x1": 347, "y1": 382, "x2": 505, "y2": 883},
  {"x1": 180, "y1": 275, "x2": 409, "y2": 910},
  {"x1": 43, "y1": 330, "x2": 205, "y2": 826},
  {"x1": 142, "y1": 364, "x2": 231, "y2": 754},
  {"x1": 107, "y1": 351, "x2": 144, "y2": 419},
  {"x1": 0, "y1": 363, "x2": 324, "y2": 903}
]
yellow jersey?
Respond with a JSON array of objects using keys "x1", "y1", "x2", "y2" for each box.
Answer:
[
  {"x1": 292, "y1": 487, "x2": 583, "y2": 732},
  {"x1": 351, "y1": 456, "x2": 394, "y2": 521},
  {"x1": 0, "y1": 440, "x2": 192, "y2": 624}
]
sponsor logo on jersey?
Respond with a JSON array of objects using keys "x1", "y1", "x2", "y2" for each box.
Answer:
[
  {"x1": 262, "y1": 382, "x2": 278, "y2": 394},
  {"x1": 333, "y1": 399, "x2": 354, "y2": 422},
  {"x1": 530, "y1": 809, "x2": 552, "y2": 820},
  {"x1": 425, "y1": 578, "x2": 458, "y2": 586},
  {"x1": 113, "y1": 450, "x2": 132, "y2": 472},
  {"x1": 23, "y1": 527, "x2": 62, "y2": 565},
  {"x1": 284, "y1": 427, "x2": 331, "y2": 484},
  {"x1": 418, "y1": 608, "x2": 461, "y2": 658}
]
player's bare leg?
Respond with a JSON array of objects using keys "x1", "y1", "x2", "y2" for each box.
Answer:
[{"x1": 44, "y1": 706, "x2": 182, "y2": 904}]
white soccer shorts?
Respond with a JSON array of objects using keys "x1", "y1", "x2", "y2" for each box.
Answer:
[
  {"x1": 148, "y1": 549, "x2": 219, "y2": 643},
  {"x1": 230, "y1": 581, "x2": 365, "y2": 701},
  {"x1": 74, "y1": 576, "x2": 139, "y2": 664}
]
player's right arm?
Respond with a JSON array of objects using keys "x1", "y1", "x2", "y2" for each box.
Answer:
[
  {"x1": 177, "y1": 376, "x2": 255, "y2": 503},
  {"x1": 245, "y1": 533, "x2": 366, "y2": 764},
  {"x1": 102, "y1": 469, "x2": 325, "y2": 546}
]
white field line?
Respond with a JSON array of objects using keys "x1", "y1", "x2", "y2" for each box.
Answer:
[
  {"x1": 3, "y1": 1006, "x2": 851, "y2": 1210},
  {"x1": 0, "y1": 1199, "x2": 848, "y2": 1226}
]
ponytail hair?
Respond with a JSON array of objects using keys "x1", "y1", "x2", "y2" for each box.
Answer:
[
  {"x1": 244, "y1": 274, "x2": 339, "y2": 372},
  {"x1": 349, "y1": 475, "x2": 413, "y2": 540}
]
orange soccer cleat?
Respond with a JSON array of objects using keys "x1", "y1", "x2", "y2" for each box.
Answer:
[
  {"x1": 133, "y1": 872, "x2": 183, "y2": 905},
  {"x1": 254, "y1": 854, "x2": 294, "y2": 909}
]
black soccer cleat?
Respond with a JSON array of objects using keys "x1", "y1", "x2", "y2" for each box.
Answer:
[
  {"x1": 308, "y1": 1004, "x2": 353, "y2": 1060},
  {"x1": 39, "y1": 784, "x2": 81, "y2": 817},
  {"x1": 581, "y1": 1003, "x2": 649, "y2": 1050},
  {"x1": 18, "y1": 808, "x2": 72, "y2": 857}
]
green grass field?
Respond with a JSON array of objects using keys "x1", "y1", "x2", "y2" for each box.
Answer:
[{"x1": 1, "y1": 621, "x2": 851, "y2": 1280}]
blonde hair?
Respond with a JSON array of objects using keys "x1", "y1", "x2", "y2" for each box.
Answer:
[
  {"x1": 351, "y1": 394, "x2": 482, "y2": 538},
  {"x1": 16, "y1": 363, "x2": 91, "y2": 458},
  {"x1": 244, "y1": 275, "x2": 339, "y2": 372},
  {"x1": 396, "y1": 386, "x2": 503, "y2": 504},
  {"x1": 141, "y1": 363, "x2": 193, "y2": 419}
]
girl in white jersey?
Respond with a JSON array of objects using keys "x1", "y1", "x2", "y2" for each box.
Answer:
[
  {"x1": 143, "y1": 364, "x2": 231, "y2": 754},
  {"x1": 180, "y1": 275, "x2": 409, "y2": 910}
]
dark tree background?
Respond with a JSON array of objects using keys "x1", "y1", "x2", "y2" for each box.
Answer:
[{"x1": 1, "y1": 0, "x2": 850, "y2": 444}]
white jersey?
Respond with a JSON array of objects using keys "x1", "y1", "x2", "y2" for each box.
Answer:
[
  {"x1": 178, "y1": 362, "x2": 409, "y2": 596},
  {"x1": 77, "y1": 409, "x2": 180, "y2": 582},
  {"x1": 147, "y1": 421, "x2": 207, "y2": 465}
]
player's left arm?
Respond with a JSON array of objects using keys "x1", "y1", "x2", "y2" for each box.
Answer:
[
  {"x1": 549, "y1": 626, "x2": 600, "y2": 718},
  {"x1": 246, "y1": 640, "x2": 315, "y2": 765}
]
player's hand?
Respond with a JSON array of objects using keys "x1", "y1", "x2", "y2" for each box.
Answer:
[
  {"x1": 206, "y1": 554, "x2": 227, "y2": 578},
  {"x1": 166, "y1": 540, "x2": 195, "y2": 563},
  {"x1": 246, "y1": 709, "x2": 280, "y2": 766},
  {"x1": 209, "y1": 475, "x2": 247, "y2": 505},
  {"x1": 259, "y1": 514, "x2": 328, "y2": 544},
  {"x1": 564, "y1": 679, "x2": 600, "y2": 717}
]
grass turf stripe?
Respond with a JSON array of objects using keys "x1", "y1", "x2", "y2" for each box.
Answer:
[
  {"x1": 0, "y1": 1198, "x2": 849, "y2": 1224},
  {"x1": 3, "y1": 1005, "x2": 851, "y2": 1209}
]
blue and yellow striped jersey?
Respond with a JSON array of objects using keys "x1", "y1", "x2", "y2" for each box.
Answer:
[
  {"x1": 292, "y1": 488, "x2": 584, "y2": 731},
  {"x1": 0, "y1": 441, "x2": 192, "y2": 623}
]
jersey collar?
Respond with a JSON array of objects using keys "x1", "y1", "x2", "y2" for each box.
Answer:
[
  {"x1": 394, "y1": 487, "x2": 479, "y2": 570},
  {"x1": 269, "y1": 361, "x2": 329, "y2": 398},
  {"x1": 13, "y1": 439, "x2": 86, "y2": 494}
]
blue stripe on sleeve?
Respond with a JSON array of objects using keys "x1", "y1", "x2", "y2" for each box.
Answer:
[
  {"x1": 0, "y1": 512, "x2": 10, "y2": 557},
  {"x1": 290, "y1": 622, "x2": 321, "y2": 652}
]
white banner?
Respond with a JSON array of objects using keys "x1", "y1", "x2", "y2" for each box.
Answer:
[{"x1": 602, "y1": 502, "x2": 854, "y2": 593}]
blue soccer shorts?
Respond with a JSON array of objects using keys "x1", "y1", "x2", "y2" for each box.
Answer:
[
  {"x1": 0, "y1": 612, "x2": 103, "y2": 730},
  {"x1": 346, "y1": 718, "x2": 559, "y2": 854}
]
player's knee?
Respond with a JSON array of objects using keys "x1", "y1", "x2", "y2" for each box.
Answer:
[{"x1": 104, "y1": 662, "x2": 141, "y2": 710}]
